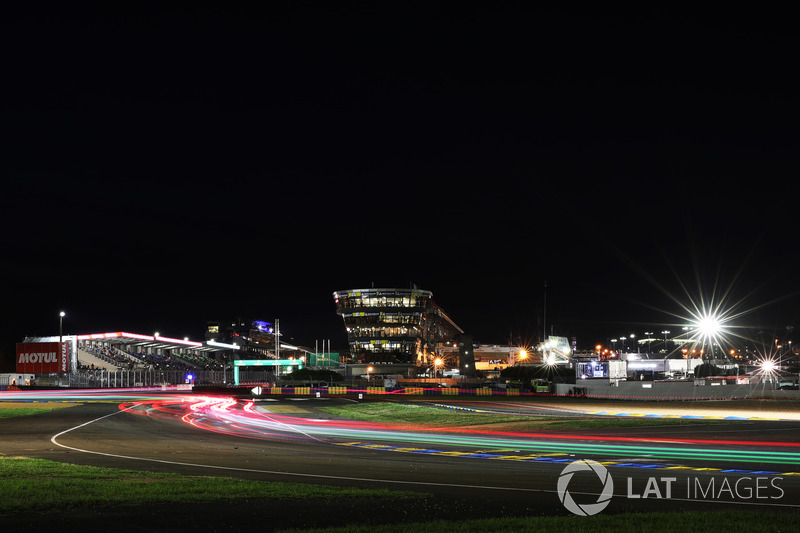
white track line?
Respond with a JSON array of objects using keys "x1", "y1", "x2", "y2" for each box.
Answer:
[{"x1": 47, "y1": 405, "x2": 800, "y2": 509}]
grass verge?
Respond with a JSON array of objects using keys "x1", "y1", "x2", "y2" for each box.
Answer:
[
  {"x1": 0, "y1": 457, "x2": 425, "y2": 515},
  {"x1": 316, "y1": 402, "x2": 730, "y2": 431},
  {"x1": 279, "y1": 510, "x2": 800, "y2": 533},
  {"x1": 0, "y1": 402, "x2": 76, "y2": 419}
]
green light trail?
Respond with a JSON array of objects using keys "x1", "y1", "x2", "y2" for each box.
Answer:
[{"x1": 323, "y1": 429, "x2": 800, "y2": 465}]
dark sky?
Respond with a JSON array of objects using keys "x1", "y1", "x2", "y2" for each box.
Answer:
[{"x1": 2, "y1": 4, "x2": 799, "y2": 369}]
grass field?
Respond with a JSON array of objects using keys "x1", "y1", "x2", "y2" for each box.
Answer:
[
  {"x1": 316, "y1": 401, "x2": 731, "y2": 431},
  {"x1": 0, "y1": 457, "x2": 423, "y2": 515},
  {"x1": 283, "y1": 511, "x2": 800, "y2": 533},
  {"x1": 0, "y1": 457, "x2": 796, "y2": 532},
  {"x1": 0, "y1": 401, "x2": 77, "y2": 418}
]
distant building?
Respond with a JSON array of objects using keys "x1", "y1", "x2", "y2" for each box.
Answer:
[
  {"x1": 332, "y1": 287, "x2": 463, "y2": 367},
  {"x1": 538, "y1": 336, "x2": 574, "y2": 365},
  {"x1": 471, "y1": 345, "x2": 514, "y2": 375},
  {"x1": 468, "y1": 345, "x2": 531, "y2": 376},
  {"x1": 205, "y1": 319, "x2": 306, "y2": 360}
]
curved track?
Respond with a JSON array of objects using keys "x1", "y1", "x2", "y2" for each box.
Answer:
[{"x1": 3, "y1": 392, "x2": 800, "y2": 522}]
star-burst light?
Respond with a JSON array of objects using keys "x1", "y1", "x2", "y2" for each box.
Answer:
[
  {"x1": 595, "y1": 223, "x2": 794, "y2": 363},
  {"x1": 684, "y1": 309, "x2": 732, "y2": 354},
  {"x1": 751, "y1": 341, "x2": 788, "y2": 385}
]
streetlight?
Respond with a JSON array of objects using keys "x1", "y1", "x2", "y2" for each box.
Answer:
[
  {"x1": 59, "y1": 311, "x2": 65, "y2": 343},
  {"x1": 644, "y1": 332, "x2": 653, "y2": 353},
  {"x1": 662, "y1": 330, "x2": 671, "y2": 352},
  {"x1": 682, "y1": 348, "x2": 689, "y2": 378},
  {"x1": 367, "y1": 366, "x2": 373, "y2": 382},
  {"x1": 620, "y1": 336, "x2": 627, "y2": 353},
  {"x1": 434, "y1": 358, "x2": 443, "y2": 379}
]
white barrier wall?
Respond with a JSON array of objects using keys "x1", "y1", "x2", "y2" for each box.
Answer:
[{"x1": 556, "y1": 380, "x2": 800, "y2": 400}]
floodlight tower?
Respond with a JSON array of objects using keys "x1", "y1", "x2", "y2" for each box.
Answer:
[{"x1": 275, "y1": 319, "x2": 280, "y2": 360}]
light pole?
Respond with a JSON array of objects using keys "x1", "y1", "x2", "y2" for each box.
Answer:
[
  {"x1": 682, "y1": 348, "x2": 689, "y2": 378},
  {"x1": 59, "y1": 311, "x2": 66, "y2": 377},
  {"x1": 645, "y1": 332, "x2": 653, "y2": 353},
  {"x1": 434, "y1": 358, "x2": 443, "y2": 379},
  {"x1": 662, "y1": 330, "x2": 671, "y2": 353}
]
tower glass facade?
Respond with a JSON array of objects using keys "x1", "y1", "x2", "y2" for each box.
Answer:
[{"x1": 333, "y1": 288, "x2": 462, "y2": 365}]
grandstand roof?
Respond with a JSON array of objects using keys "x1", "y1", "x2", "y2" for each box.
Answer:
[
  {"x1": 25, "y1": 331, "x2": 309, "y2": 357},
  {"x1": 71, "y1": 332, "x2": 227, "y2": 353}
]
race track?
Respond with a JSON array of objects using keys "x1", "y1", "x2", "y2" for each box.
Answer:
[{"x1": 3, "y1": 391, "x2": 800, "y2": 526}]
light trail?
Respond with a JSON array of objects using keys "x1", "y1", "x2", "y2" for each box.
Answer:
[
  {"x1": 0, "y1": 387, "x2": 189, "y2": 402},
  {"x1": 120, "y1": 396, "x2": 800, "y2": 466},
  {"x1": 6, "y1": 390, "x2": 798, "y2": 466}
]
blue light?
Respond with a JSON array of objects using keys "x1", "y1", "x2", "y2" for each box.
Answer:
[{"x1": 253, "y1": 320, "x2": 273, "y2": 333}]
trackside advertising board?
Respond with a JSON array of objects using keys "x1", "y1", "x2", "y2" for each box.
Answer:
[{"x1": 16, "y1": 342, "x2": 69, "y2": 374}]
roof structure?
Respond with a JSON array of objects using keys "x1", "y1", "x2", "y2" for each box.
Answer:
[{"x1": 25, "y1": 332, "x2": 226, "y2": 354}]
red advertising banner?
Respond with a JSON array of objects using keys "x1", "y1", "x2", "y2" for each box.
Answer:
[{"x1": 16, "y1": 342, "x2": 69, "y2": 374}]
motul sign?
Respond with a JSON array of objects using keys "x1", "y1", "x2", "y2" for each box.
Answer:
[{"x1": 16, "y1": 342, "x2": 69, "y2": 374}]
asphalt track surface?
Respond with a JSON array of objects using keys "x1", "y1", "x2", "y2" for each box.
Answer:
[{"x1": 2, "y1": 394, "x2": 800, "y2": 530}]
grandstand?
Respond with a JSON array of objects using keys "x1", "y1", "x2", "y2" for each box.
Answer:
[
  {"x1": 75, "y1": 332, "x2": 225, "y2": 372},
  {"x1": 14, "y1": 329, "x2": 320, "y2": 388},
  {"x1": 77, "y1": 344, "x2": 214, "y2": 372},
  {"x1": 77, "y1": 345, "x2": 126, "y2": 371}
]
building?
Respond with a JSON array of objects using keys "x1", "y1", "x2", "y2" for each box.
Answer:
[
  {"x1": 205, "y1": 319, "x2": 308, "y2": 361},
  {"x1": 332, "y1": 287, "x2": 463, "y2": 371},
  {"x1": 466, "y1": 344, "x2": 534, "y2": 377},
  {"x1": 470, "y1": 344, "x2": 515, "y2": 376},
  {"x1": 538, "y1": 336, "x2": 574, "y2": 365}
]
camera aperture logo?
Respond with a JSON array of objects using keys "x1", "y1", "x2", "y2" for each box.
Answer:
[{"x1": 557, "y1": 459, "x2": 614, "y2": 516}]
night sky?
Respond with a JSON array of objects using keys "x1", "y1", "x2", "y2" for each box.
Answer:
[{"x1": 2, "y1": 4, "x2": 799, "y2": 370}]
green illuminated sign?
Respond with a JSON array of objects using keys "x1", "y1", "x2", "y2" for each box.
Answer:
[
  {"x1": 233, "y1": 359, "x2": 302, "y2": 367},
  {"x1": 232, "y1": 359, "x2": 303, "y2": 385}
]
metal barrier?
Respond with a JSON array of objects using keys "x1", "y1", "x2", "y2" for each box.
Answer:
[
  {"x1": 46, "y1": 369, "x2": 268, "y2": 388},
  {"x1": 257, "y1": 386, "x2": 543, "y2": 397}
]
